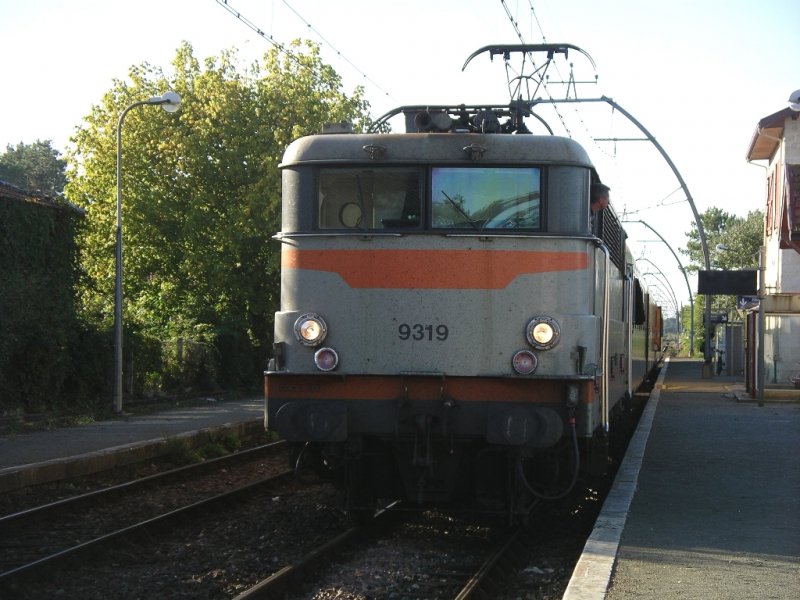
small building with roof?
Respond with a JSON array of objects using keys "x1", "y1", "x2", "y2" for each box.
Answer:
[{"x1": 744, "y1": 98, "x2": 800, "y2": 394}]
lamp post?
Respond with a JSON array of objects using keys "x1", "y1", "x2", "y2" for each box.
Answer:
[
  {"x1": 757, "y1": 246, "x2": 765, "y2": 407},
  {"x1": 114, "y1": 91, "x2": 181, "y2": 413}
]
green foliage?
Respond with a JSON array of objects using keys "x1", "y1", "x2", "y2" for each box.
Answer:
[
  {"x1": 0, "y1": 195, "x2": 88, "y2": 412},
  {"x1": 164, "y1": 437, "x2": 197, "y2": 465},
  {"x1": 711, "y1": 211, "x2": 763, "y2": 270},
  {"x1": 163, "y1": 432, "x2": 241, "y2": 465},
  {"x1": 682, "y1": 208, "x2": 763, "y2": 271},
  {"x1": 220, "y1": 432, "x2": 242, "y2": 452},
  {"x1": 198, "y1": 440, "x2": 229, "y2": 459},
  {"x1": 66, "y1": 40, "x2": 374, "y2": 395},
  {"x1": 0, "y1": 140, "x2": 67, "y2": 196},
  {"x1": 681, "y1": 208, "x2": 763, "y2": 354}
]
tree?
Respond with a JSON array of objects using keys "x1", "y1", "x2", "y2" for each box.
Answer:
[
  {"x1": 0, "y1": 140, "x2": 67, "y2": 196},
  {"x1": 712, "y1": 210, "x2": 764, "y2": 270},
  {"x1": 682, "y1": 208, "x2": 763, "y2": 271},
  {"x1": 66, "y1": 40, "x2": 374, "y2": 392},
  {"x1": 681, "y1": 208, "x2": 763, "y2": 355}
]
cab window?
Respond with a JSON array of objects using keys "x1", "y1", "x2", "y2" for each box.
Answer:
[
  {"x1": 431, "y1": 167, "x2": 541, "y2": 230},
  {"x1": 318, "y1": 168, "x2": 421, "y2": 230}
]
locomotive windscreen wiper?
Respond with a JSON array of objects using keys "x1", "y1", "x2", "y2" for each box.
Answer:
[
  {"x1": 440, "y1": 190, "x2": 478, "y2": 230},
  {"x1": 355, "y1": 174, "x2": 368, "y2": 230}
]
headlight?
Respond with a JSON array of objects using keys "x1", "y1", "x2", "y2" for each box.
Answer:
[
  {"x1": 294, "y1": 313, "x2": 328, "y2": 347},
  {"x1": 526, "y1": 316, "x2": 560, "y2": 350}
]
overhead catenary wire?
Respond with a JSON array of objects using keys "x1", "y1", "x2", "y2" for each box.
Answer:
[
  {"x1": 216, "y1": 0, "x2": 286, "y2": 52},
  {"x1": 499, "y1": 0, "x2": 573, "y2": 136},
  {"x1": 216, "y1": 0, "x2": 394, "y2": 102},
  {"x1": 499, "y1": 1, "x2": 616, "y2": 160},
  {"x1": 279, "y1": 0, "x2": 393, "y2": 100}
]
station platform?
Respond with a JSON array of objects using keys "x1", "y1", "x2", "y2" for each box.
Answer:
[
  {"x1": 564, "y1": 357, "x2": 800, "y2": 599},
  {"x1": 0, "y1": 398, "x2": 264, "y2": 493}
]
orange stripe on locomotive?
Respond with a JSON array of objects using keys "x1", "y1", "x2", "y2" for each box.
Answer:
[{"x1": 282, "y1": 248, "x2": 588, "y2": 289}]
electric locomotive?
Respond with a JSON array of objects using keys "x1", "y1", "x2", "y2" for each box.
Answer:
[{"x1": 265, "y1": 69, "x2": 661, "y2": 520}]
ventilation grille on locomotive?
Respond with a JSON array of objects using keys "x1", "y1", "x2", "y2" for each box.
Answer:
[{"x1": 598, "y1": 210, "x2": 626, "y2": 272}]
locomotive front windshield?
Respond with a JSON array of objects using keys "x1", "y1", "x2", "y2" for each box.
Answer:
[
  {"x1": 317, "y1": 166, "x2": 541, "y2": 231},
  {"x1": 432, "y1": 167, "x2": 540, "y2": 230}
]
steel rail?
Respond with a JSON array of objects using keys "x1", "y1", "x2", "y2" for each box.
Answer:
[
  {"x1": 0, "y1": 469, "x2": 293, "y2": 585},
  {"x1": 232, "y1": 528, "x2": 361, "y2": 599},
  {"x1": 452, "y1": 529, "x2": 523, "y2": 600},
  {"x1": 0, "y1": 441, "x2": 286, "y2": 527}
]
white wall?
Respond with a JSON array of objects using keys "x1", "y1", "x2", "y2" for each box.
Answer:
[
  {"x1": 764, "y1": 314, "x2": 800, "y2": 384},
  {"x1": 761, "y1": 114, "x2": 800, "y2": 389},
  {"x1": 785, "y1": 117, "x2": 800, "y2": 163},
  {"x1": 764, "y1": 115, "x2": 800, "y2": 293}
]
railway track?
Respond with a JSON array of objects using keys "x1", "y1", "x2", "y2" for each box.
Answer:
[
  {"x1": 232, "y1": 374, "x2": 658, "y2": 599},
  {"x1": 0, "y1": 442, "x2": 351, "y2": 599},
  {"x1": 231, "y1": 512, "x2": 540, "y2": 600},
  {"x1": 0, "y1": 442, "x2": 291, "y2": 589}
]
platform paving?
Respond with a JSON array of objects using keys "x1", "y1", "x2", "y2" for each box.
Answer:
[
  {"x1": 565, "y1": 357, "x2": 800, "y2": 599},
  {"x1": 0, "y1": 398, "x2": 263, "y2": 493}
]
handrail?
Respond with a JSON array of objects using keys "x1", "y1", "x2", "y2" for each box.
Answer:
[{"x1": 595, "y1": 242, "x2": 611, "y2": 433}]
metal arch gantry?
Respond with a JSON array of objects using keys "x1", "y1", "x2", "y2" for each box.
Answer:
[
  {"x1": 539, "y1": 96, "x2": 711, "y2": 365},
  {"x1": 462, "y1": 45, "x2": 712, "y2": 366},
  {"x1": 626, "y1": 220, "x2": 695, "y2": 357}
]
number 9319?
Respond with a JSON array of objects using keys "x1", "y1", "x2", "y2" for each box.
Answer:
[{"x1": 398, "y1": 323, "x2": 449, "y2": 341}]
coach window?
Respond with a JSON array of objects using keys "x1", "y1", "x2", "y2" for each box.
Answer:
[
  {"x1": 317, "y1": 168, "x2": 422, "y2": 230},
  {"x1": 431, "y1": 167, "x2": 541, "y2": 230}
]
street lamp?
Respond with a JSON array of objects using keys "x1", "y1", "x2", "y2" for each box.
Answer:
[
  {"x1": 789, "y1": 89, "x2": 800, "y2": 112},
  {"x1": 114, "y1": 91, "x2": 181, "y2": 413}
]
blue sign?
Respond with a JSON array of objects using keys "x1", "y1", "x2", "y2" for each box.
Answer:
[{"x1": 737, "y1": 295, "x2": 759, "y2": 310}]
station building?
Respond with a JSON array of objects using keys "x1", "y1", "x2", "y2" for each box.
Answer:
[{"x1": 745, "y1": 98, "x2": 800, "y2": 395}]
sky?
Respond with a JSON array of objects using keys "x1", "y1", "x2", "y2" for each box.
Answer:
[{"x1": 1, "y1": 0, "x2": 798, "y2": 313}]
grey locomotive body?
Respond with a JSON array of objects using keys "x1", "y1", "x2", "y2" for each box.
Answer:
[{"x1": 265, "y1": 114, "x2": 660, "y2": 519}]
